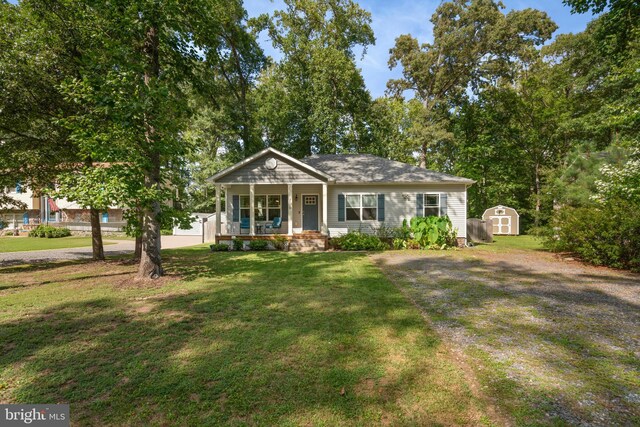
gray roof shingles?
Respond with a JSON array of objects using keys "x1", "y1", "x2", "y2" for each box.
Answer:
[{"x1": 301, "y1": 154, "x2": 474, "y2": 184}]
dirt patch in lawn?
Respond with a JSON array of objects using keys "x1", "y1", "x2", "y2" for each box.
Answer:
[{"x1": 372, "y1": 248, "x2": 640, "y2": 426}]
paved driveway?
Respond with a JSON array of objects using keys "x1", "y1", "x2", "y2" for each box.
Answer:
[{"x1": 0, "y1": 235, "x2": 202, "y2": 265}]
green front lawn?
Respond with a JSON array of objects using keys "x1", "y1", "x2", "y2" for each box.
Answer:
[
  {"x1": 0, "y1": 248, "x2": 497, "y2": 425},
  {"x1": 473, "y1": 235, "x2": 544, "y2": 252},
  {"x1": 0, "y1": 236, "x2": 118, "y2": 253}
]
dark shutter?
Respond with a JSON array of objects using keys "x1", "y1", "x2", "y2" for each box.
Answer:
[
  {"x1": 281, "y1": 194, "x2": 288, "y2": 221},
  {"x1": 232, "y1": 195, "x2": 239, "y2": 222},
  {"x1": 416, "y1": 193, "x2": 424, "y2": 217},
  {"x1": 15, "y1": 181, "x2": 21, "y2": 194},
  {"x1": 338, "y1": 194, "x2": 345, "y2": 222},
  {"x1": 378, "y1": 194, "x2": 385, "y2": 221},
  {"x1": 440, "y1": 193, "x2": 448, "y2": 217}
]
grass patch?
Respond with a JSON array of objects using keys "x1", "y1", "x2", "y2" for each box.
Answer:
[
  {"x1": 0, "y1": 248, "x2": 497, "y2": 425},
  {"x1": 0, "y1": 237, "x2": 120, "y2": 253},
  {"x1": 473, "y1": 235, "x2": 544, "y2": 252}
]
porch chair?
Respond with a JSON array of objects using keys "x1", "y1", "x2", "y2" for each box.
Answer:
[
  {"x1": 264, "y1": 217, "x2": 282, "y2": 234},
  {"x1": 240, "y1": 217, "x2": 250, "y2": 234}
]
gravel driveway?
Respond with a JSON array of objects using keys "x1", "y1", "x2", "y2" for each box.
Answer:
[
  {"x1": 0, "y1": 235, "x2": 202, "y2": 265},
  {"x1": 372, "y1": 248, "x2": 640, "y2": 426}
]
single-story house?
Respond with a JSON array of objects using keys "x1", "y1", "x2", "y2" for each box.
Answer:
[
  {"x1": 482, "y1": 205, "x2": 520, "y2": 235},
  {"x1": 207, "y1": 147, "x2": 474, "y2": 249}
]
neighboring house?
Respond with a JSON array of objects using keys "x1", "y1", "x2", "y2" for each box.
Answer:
[
  {"x1": 482, "y1": 205, "x2": 520, "y2": 235},
  {"x1": 0, "y1": 184, "x2": 125, "y2": 231},
  {"x1": 207, "y1": 147, "x2": 474, "y2": 248}
]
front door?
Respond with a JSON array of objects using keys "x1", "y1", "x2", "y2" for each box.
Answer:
[{"x1": 302, "y1": 195, "x2": 318, "y2": 231}]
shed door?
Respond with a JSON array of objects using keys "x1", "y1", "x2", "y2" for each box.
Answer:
[{"x1": 490, "y1": 216, "x2": 511, "y2": 235}]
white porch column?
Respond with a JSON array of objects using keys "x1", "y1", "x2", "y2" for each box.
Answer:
[
  {"x1": 249, "y1": 183, "x2": 255, "y2": 236},
  {"x1": 287, "y1": 183, "x2": 293, "y2": 236},
  {"x1": 322, "y1": 183, "x2": 328, "y2": 235},
  {"x1": 215, "y1": 184, "x2": 222, "y2": 242}
]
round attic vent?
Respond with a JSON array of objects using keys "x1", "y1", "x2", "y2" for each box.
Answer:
[{"x1": 265, "y1": 157, "x2": 278, "y2": 170}]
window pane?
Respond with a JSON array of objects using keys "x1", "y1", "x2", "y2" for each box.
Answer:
[
  {"x1": 268, "y1": 209, "x2": 281, "y2": 221},
  {"x1": 268, "y1": 195, "x2": 280, "y2": 207},
  {"x1": 424, "y1": 207, "x2": 439, "y2": 217},
  {"x1": 425, "y1": 194, "x2": 439, "y2": 207},
  {"x1": 346, "y1": 208, "x2": 360, "y2": 220},
  {"x1": 240, "y1": 208, "x2": 250, "y2": 219},
  {"x1": 255, "y1": 210, "x2": 266, "y2": 221},
  {"x1": 240, "y1": 195, "x2": 250, "y2": 208},
  {"x1": 346, "y1": 195, "x2": 360, "y2": 208},
  {"x1": 362, "y1": 207, "x2": 377, "y2": 220},
  {"x1": 362, "y1": 194, "x2": 376, "y2": 207},
  {"x1": 254, "y1": 195, "x2": 266, "y2": 220}
]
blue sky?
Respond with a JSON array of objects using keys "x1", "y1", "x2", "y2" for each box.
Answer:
[{"x1": 245, "y1": 0, "x2": 596, "y2": 98}]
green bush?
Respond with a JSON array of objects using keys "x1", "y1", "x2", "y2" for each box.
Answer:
[
  {"x1": 545, "y1": 200, "x2": 640, "y2": 271},
  {"x1": 28, "y1": 224, "x2": 72, "y2": 238},
  {"x1": 390, "y1": 220, "x2": 414, "y2": 249},
  {"x1": 409, "y1": 216, "x2": 457, "y2": 249},
  {"x1": 248, "y1": 239, "x2": 270, "y2": 251},
  {"x1": 272, "y1": 235, "x2": 288, "y2": 250},
  {"x1": 392, "y1": 237, "x2": 407, "y2": 250},
  {"x1": 161, "y1": 229, "x2": 173, "y2": 236},
  {"x1": 232, "y1": 238, "x2": 244, "y2": 251},
  {"x1": 210, "y1": 243, "x2": 229, "y2": 252},
  {"x1": 331, "y1": 231, "x2": 387, "y2": 251}
]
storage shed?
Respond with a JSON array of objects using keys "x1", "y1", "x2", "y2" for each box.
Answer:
[
  {"x1": 173, "y1": 213, "x2": 216, "y2": 236},
  {"x1": 482, "y1": 205, "x2": 519, "y2": 235}
]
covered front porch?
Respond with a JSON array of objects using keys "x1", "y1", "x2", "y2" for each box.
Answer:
[{"x1": 212, "y1": 183, "x2": 328, "y2": 242}]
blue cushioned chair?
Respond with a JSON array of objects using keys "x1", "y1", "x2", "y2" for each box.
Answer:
[
  {"x1": 264, "y1": 217, "x2": 282, "y2": 234},
  {"x1": 240, "y1": 217, "x2": 250, "y2": 234}
]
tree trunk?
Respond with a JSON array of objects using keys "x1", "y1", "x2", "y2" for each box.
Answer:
[
  {"x1": 134, "y1": 210, "x2": 143, "y2": 259},
  {"x1": 419, "y1": 142, "x2": 427, "y2": 168},
  {"x1": 84, "y1": 156, "x2": 104, "y2": 261},
  {"x1": 89, "y1": 207, "x2": 105, "y2": 260},
  {"x1": 137, "y1": 23, "x2": 163, "y2": 279},
  {"x1": 534, "y1": 161, "x2": 541, "y2": 227},
  {"x1": 138, "y1": 189, "x2": 162, "y2": 278}
]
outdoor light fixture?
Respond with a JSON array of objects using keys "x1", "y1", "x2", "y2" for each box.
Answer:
[{"x1": 295, "y1": 194, "x2": 298, "y2": 201}]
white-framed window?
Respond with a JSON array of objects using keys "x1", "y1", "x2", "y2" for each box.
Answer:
[
  {"x1": 240, "y1": 194, "x2": 282, "y2": 221},
  {"x1": 239, "y1": 195, "x2": 250, "y2": 219},
  {"x1": 424, "y1": 193, "x2": 440, "y2": 217},
  {"x1": 346, "y1": 194, "x2": 377, "y2": 221}
]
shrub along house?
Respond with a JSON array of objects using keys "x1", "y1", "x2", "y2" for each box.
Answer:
[{"x1": 208, "y1": 147, "x2": 474, "y2": 250}]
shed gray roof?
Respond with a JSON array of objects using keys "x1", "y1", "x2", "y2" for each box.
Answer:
[{"x1": 300, "y1": 154, "x2": 474, "y2": 184}]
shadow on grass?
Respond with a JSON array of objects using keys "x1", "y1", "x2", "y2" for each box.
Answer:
[
  {"x1": 374, "y1": 253, "x2": 640, "y2": 425},
  {"x1": 0, "y1": 250, "x2": 479, "y2": 425}
]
